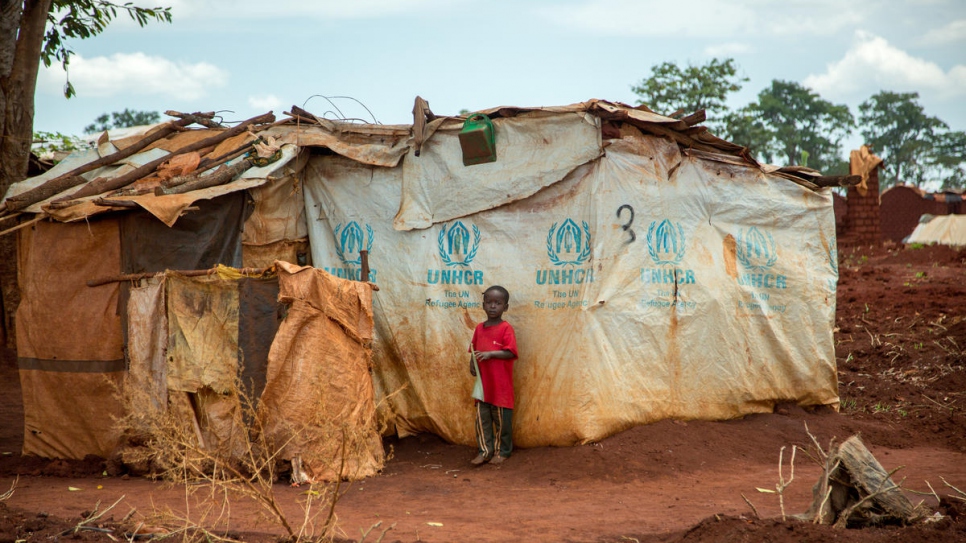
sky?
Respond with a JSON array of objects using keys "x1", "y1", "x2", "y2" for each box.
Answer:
[{"x1": 33, "y1": 0, "x2": 966, "y2": 162}]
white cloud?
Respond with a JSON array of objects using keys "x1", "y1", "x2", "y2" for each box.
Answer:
[
  {"x1": 248, "y1": 94, "x2": 284, "y2": 112},
  {"x1": 538, "y1": 0, "x2": 869, "y2": 37},
  {"x1": 163, "y1": 0, "x2": 467, "y2": 20},
  {"x1": 39, "y1": 52, "x2": 228, "y2": 100},
  {"x1": 704, "y1": 42, "x2": 752, "y2": 57},
  {"x1": 921, "y1": 19, "x2": 966, "y2": 45},
  {"x1": 803, "y1": 31, "x2": 966, "y2": 100}
]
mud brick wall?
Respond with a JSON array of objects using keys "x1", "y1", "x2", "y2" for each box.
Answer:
[
  {"x1": 845, "y1": 167, "x2": 881, "y2": 245},
  {"x1": 880, "y1": 185, "x2": 950, "y2": 243}
]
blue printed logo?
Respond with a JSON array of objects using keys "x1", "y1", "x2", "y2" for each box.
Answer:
[
  {"x1": 646, "y1": 219, "x2": 686, "y2": 265},
  {"x1": 546, "y1": 218, "x2": 591, "y2": 266},
  {"x1": 438, "y1": 221, "x2": 480, "y2": 267},
  {"x1": 736, "y1": 227, "x2": 777, "y2": 272},
  {"x1": 334, "y1": 221, "x2": 374, "y2": 265}
]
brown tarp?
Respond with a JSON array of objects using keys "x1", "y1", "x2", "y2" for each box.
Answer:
[
  {"x1": 243, "y1": 239, "x2": 310, "y2": 269},
  {"x1": 17, "y1": 219, "x2": 125, "y2": 458},
  {"x1": 242, "y1": 175, "x2": 307, "y2": 246},
  {"x1": 257, "y1": 262, "x2": 383, "y2": 482}
]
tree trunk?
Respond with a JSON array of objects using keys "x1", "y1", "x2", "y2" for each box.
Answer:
[{"x1": 0, "y1": 0, "x2": 55, "y2": 347}]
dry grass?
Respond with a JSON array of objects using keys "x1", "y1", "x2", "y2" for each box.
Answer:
[{"x1": 111, "y1": 376, "x2": 357, "y2": 542}]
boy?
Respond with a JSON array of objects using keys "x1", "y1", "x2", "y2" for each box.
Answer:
[{"x1": 468, "y1": 285, "x2": 518, "y2": 465}]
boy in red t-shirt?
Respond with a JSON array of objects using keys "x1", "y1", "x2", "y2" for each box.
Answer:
[{"x1": 468, "y1": 285, "x2": 518, "y2": 465}]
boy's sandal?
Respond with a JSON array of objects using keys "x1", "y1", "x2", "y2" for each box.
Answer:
[{"x1": 470, "y1": 454, "x2": 490, "y2": 465}]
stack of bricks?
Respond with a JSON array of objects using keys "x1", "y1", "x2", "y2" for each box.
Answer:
[{"x1": 844, "y1": 166, "x2": 882, "y2": 246}]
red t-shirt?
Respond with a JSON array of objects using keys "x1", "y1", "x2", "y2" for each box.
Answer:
[{"x1": 469, "y1": 320, "x2": 518, "y2": 409}]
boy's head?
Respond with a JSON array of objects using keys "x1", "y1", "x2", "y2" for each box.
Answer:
[{"x1": 482, "y1": 285, "x2": 510, "y2": 319}]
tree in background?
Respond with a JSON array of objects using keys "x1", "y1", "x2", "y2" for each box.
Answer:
[
  {"x1": 857, "y1": 91, "x2": 964, "y2": 190},
  {"x1": 747, "y1": 80, "x2": 854, "y2": 174},
  {"x1": 720, "y1": 105, "x2": 776, "y2": 163},
  {"x1": 84, "y1": 108, "x2": 162, "y2": 134},
  {"x1": 0, "y1": 1, "x2": 171, "y2": 347},
  {"x1": 631, "y1": 60, "x2": 853, "y2": 173},
  {"x1": 630, "y1": 58, "x2": 747, "y2": 130},
  {"x1": 931, "y1": 130, "x2": 966, "y2": 190}
]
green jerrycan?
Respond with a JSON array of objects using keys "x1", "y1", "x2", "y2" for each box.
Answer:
[{"x1": 458, "y1": 113, "x2": 497, "y2": 166}]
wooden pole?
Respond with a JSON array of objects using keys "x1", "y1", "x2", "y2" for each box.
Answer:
[
  {"x1": 360, "y1": 250, "x2": 370, "y2": 283},
  {"x1": 154, "y1": 159, "x2": 253, "y2": 196},
  {"x1": 86, "y1": 266, "x2": 271, "y2": 288}
]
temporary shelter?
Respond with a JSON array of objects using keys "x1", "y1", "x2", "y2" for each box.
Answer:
[
  {"x1": 906, "y1": 214, "x2": 966, "y2": 247},
  {"x1": 2, "y1": 99, "x2": 851, "y2": 464}
]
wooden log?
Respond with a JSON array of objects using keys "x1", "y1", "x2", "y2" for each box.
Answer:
[
  {"x1": 0, "y1": 215, "x2": 46, "y2": 238},
  {"x1": 812, "y1": 175, "x2": 861, "y2": 188},
  {"x1": 87, "y1": 266, "x2": 271, "y2": 288},
  {"x1": 680, "y1": 109, "x2": 706, "y2": 126},
  {"x1": 194, "y1": 140, "x2": 253, "y2": 172},
  {"x1": 291, "y1": 105, "x2": 321, "y2": 121},
  {"x1": 160, "y1": 141, "x2": 253, "y2": 190},
  {"x1": 2, "y1": 118, "x2": 195, "y2": 213},
  {"x1": 56, "y1": 112, "x2": 275, "y2": 203},
  {"x1": 164, "y1": 110, "x2": 224, "y2": 129},
  {"x1": 835, "y1": 435, "x2": 920, "y2": 520},
  {"x1": 154, "y1": 159, "x2": 253, "y2": 196},
  {"x1": 93, "y1": 198, "x2": 140, "y2": 208}
]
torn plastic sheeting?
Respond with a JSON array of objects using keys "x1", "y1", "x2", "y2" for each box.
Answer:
[
  {"x1": 126, "y1": 278, "x2": 168, "y2": 414},
  {"x1": 165, "y1": 274, "x2": 240, "y2": 394},
  {"x1": 393, "y1": 112, "x2": 602, "y2": 231},
  {"x1": 256, "y1": 262, "x2": 382, "y2": 482},
  {"x1": 266, "y1": 124, "x2": 410, "y2": 168},
  {"x1": 10, "y1": 148, "x2": 173, "y2": 214},
  {"x1": 303, "y1": 135, "x2": 839, "y2": 448}
]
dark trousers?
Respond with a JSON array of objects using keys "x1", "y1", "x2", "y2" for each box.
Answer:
[{"x1": 475, "y1": 401, "x2": 513, "y2": 458}]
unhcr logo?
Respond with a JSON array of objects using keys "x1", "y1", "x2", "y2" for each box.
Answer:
[
  {"x1": 437, "y1": 221, "x2": 480, "y2": 267},
  {"x1": 735, "y1": 227, "x2": 786, "y2": 290},
  {"x1": 735, "y1": 227, "x2": 777, "y2": 272},
  {"x1": 646, "y1": 219, "x2": 686, "y2": 265},
  {"x1": 640, "y1": 219, "x2": 695, "y2": 286},
  {"x1": 546, "y1": 218, "x2": 591, "y2": 266},
  {"x1": 536, "y1": 218, "x2": 594, "y2": 285},
  {"x1": 334, "y1": 221, "x2": 374, "y2": 265}
]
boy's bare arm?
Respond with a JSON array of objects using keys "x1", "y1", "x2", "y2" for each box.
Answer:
[
  {"x1": 469, "y1": 353, "x2": 476, "y2": 376},
  {"x1": 474, "y1": 349, "x2": 514, "y2": 361}
]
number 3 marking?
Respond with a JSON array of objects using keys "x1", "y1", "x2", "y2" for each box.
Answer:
[{"x1": 617, "y1": 204, "x2": 635, "y2": 244}]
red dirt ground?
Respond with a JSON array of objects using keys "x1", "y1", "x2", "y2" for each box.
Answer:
[{"x1": 1, "y1": 243, "x2": 965, "y2": 543}]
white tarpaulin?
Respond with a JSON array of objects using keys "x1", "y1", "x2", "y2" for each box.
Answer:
[
  {"x1": 303, "y1": 114, "x2": 839, "y2": 448},
  {"x1": 393, "y1": 112, "x2": 602, "y2": 230},
  {"x1": 906, "y1": 214, "x2": 966, "y2": 247}
]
